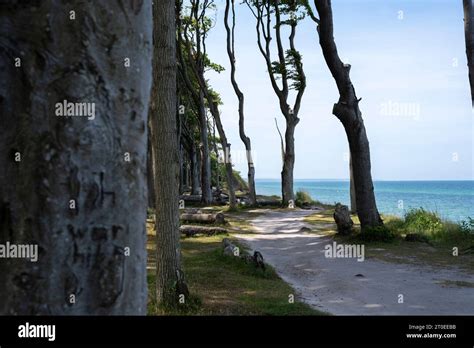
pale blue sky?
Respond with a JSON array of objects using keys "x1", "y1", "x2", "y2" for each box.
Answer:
[{"x1": 204, "y1": 0, "x2": 473, "y2": 180}]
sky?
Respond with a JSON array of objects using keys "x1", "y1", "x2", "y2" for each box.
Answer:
[{"x1": 203, "y1": 0, "x2": 473, "y2": 180}]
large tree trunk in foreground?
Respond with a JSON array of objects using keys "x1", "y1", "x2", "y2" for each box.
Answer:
[
  {"x1": 151, "y1": 0, "x2": 182, "y2": 306},
  {"x1": 0, "y1": 0, "x2": 152, "y2": 314},
  {"x1": 313, "y1": 0, "x2": 382, "y2": 231},
  {"x1": 464, "y1": 0, "x2": 474, "y2": 106},
  {"x1": 224, "y1": 0, "x2": 257, "y2": 206}
]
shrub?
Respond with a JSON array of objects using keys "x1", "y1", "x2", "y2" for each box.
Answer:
[
  {"x1": 404, "y1": 208, "x2": 443, "y2": 236},
  {"x1": 295, "y1": 190, "x2": 314, "y2": 207},
  {"x1": 383, "y1": 215, "x2": 405, "y2": 232},
  {"x1": 358, "y1": 225, "x2": 396, "y2": 242},
  {"x1": 460, "y1": 217, "x2": 474, "y2": 234}
]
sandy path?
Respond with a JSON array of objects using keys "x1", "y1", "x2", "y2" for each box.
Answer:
[{"x1": 234, "y1": 209, "x2": 474, "y2": 315}]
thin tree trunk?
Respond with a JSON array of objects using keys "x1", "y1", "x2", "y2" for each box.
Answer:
[
  {"x1": 224, "y1": 0, "x2": 257, "y2": 206},
  {"x1": 178, "y1": 144, "x2": 185, "y2": 194},
  {"x1": 190, "y1": 143, "x2": 200, "y2": 195},
  {"x1": 0, "y1": 0, "x2": 152, "y2": 314},
  {"x1": 198, "y1": 91, "x2": 213, "y2": 204},
  {"x1": 147, "y1": 127, "x2": 156, "y2": 209},
  {"x1": 212, "y1": 120, "x2": 220, "y2": 192},
  {"x1": 282, "y1": 122, "x2": 296, "y2": 206},
  {"x1": 349, "y1": 155, "x2": 357, "y2": 214},
  {"x1": 313, "y1": 0, "x2": 382, "y2": 230},
  {"x1": 151, "y1": 0, "x2": 182, "y2": 306},
  {"x1": 464, "y1": 0, "x2": 474, "y2": 106},
  {"x1": 210, "y1": 103, "x2": 236, "y2": 209}
]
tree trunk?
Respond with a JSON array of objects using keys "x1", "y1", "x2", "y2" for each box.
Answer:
[
  {"x1": 0, "y1": 0, "x2": 152, "y2": 314},
  {"x1": 224, "y1": 0, "x2": 257, "y2": 206},
  {"x1": 342, "y1": 118, "x2": 382, "y2": 229},
  {"x1": 151, "y1": 0, "x2": 183, "y2": 306},
  {"x1": 282, "y1": 122, "x2": 296, "y2": 206},
  {"x1": 147, "y1": 127, "x2": 156, "y2": 210},
  {"x1": 210, "y1": 103, "x2": 236, "y2": 209},
  {"x1": 190, "y1": 143, "x2": 200, "y2": 195},
  {"x1": 349, "y1": 155, "x2": 357, "y2": 214},
  {"x1": 212, "y1": 121, "x2": 221, "y2": 192},
  {"x1": 178, "y1": 144, "x2": 185, "y2": 194},
  {"x1": 464, "y1": 0, "x2": 474, "y2": 106},
  {"x1": 198, "y1": 91, "x2": 213, "y2": 204},
  {"x1": 313, "y1": 0, "x2": 383, "y2": 231}
]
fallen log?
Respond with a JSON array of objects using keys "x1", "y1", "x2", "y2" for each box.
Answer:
[
  {"x1": 180, "y1": 225, "x2": 227, "y2": 237},
  {"x1": 257, "y1": 199, "x2": 281, "y2": 207},
  {"x1": 179, "y1": 195, "x2": 202, "y2": 202},
  {"x1": 180, "y1": 212, "x2": 225, "y2": 224}
]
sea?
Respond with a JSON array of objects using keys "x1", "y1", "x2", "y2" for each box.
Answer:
[{"x1": 255, "y1": 179, "x2": 474, "y2": 222}]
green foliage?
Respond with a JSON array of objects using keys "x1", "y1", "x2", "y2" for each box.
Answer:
[
  {"x1": 233, "y1": 170, "x2": 249, "y2": 192},
  {"x1": 404, "y1": 208, "x2": 443, "y2": 236},
  {"x1": 295, "y1": 190, "x2": 314, "y2": 206},
  {"x1": 379, "y1": 210, "x2": 474, "y2": 247},
  {"x1": 460, "y1": 217, "x2": 474, "y2": 234},
  {"x1": 285, "y1": 49, "x2": 305, "y2": 91}
]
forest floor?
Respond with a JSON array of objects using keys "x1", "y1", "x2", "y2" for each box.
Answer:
[{"x1": 233, "y1": 208, "x2": 474, "y2": 315}]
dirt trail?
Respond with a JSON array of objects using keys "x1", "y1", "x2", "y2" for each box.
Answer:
[{"x1": 234, "y1": 209, "x2": 474, "y2": 315}]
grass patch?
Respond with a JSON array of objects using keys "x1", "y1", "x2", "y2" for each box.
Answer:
[
  {"x1": 380, "y1": 208, "x2": 474, "y2": 250},
  {"x1": 147, "y1": 235, "x2": 324, "y2": 315},
  {"x1": 147, "y1": 212, "x2": 324, "y2": 315},
  {"x1": 438, "y1": 280, "x2": 474, "y2": 288}
]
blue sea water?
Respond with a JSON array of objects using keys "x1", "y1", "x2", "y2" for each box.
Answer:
[{"x1": 255, "y1": 179, "x2": 474, "y2": 222}]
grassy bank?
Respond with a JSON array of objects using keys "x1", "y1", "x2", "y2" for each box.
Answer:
[{"x1": 304, "y1": 207, "x2": 474, "y2": 274}]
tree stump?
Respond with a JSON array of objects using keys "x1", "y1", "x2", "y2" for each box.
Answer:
[
  {"x1": 222, "y1": 238, "x2": 239, "y2": 256},
  {"x1": 333, "y1": 203, "x2": 354, "y2": 235}
]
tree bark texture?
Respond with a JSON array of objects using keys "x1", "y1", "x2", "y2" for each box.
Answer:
[
  {"x1": 151, "y1": 0, "x2": 182, "y2": 305},
  {"x1": 0, "y1": 0, "x2": 152, "y2": 314}
]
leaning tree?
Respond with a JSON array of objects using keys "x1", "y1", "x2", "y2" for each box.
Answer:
[
  {"x1": 224, "y1": 0, "x2": 257, "y2": 206},
  {"x1": 304, "y1": 0, "x2": 383, "y2": 230}
]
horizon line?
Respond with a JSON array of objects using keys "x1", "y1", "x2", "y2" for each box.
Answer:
[{"x1": 254, "y1": 178, "x2": 474, "y2": 181}]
